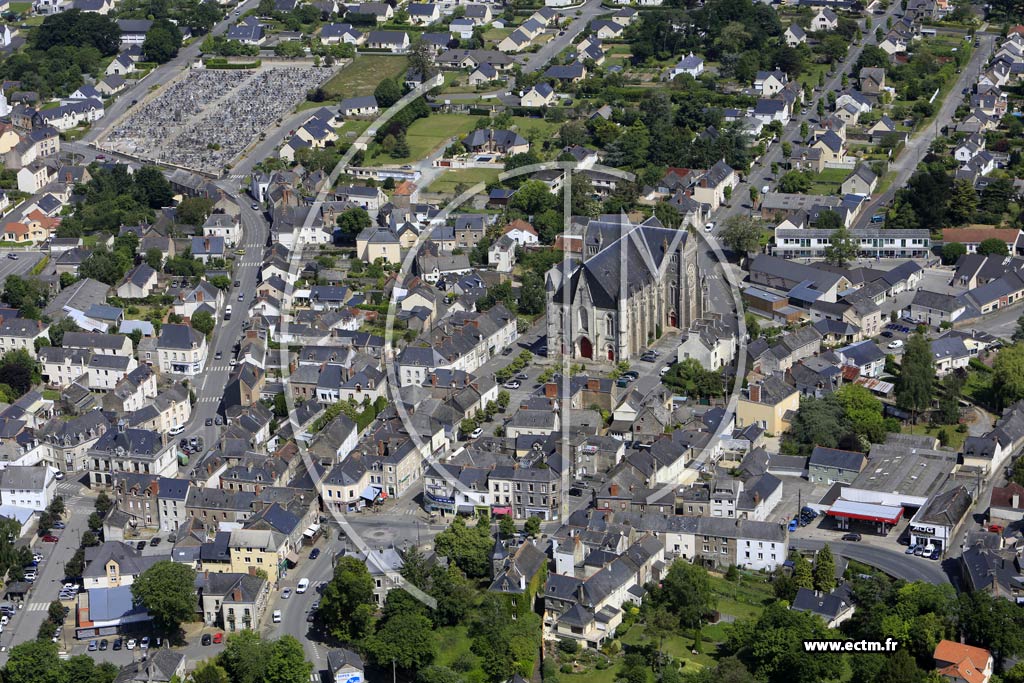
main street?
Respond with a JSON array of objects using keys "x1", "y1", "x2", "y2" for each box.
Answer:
[{"x1": 790, "y1": 538, "x2": 951, "y2": 584}]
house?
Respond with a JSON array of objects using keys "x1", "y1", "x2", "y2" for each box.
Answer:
[
  {"x1": 784, "y1": 24, "x2": 807, "y2": 47},
  {"x1": 933, "y1": 640, "x2": 992, "y2": 683},
  {"x1": 353, "y1": 1, "x2": 393, "y2": 22},
  {"x1": 590, "y1": 19, "x2": 623, "y2": 40},
  {"x1": 931, "y1": 336, "x2": 970, "y2": 377},
  {"x1": 337, "y1": 184, "x2": 387, "y2": 213},
  {"x1": 503, "y1": 219, "x2": 538, "y2": 246},
  {"x1": 196, "y1": 572, "x2": 270, "y2": 631},
  {"x1": 521, "y1": 83, "x2": 555, "y2": 108},
  {"x1": 365, "y1": 31, "x2": 409, "y2": 52},
  {"x1": 112, "y1": 650, "x2": 185, "y2": 683},
  {"x1": 753, "y1": 98, "x2": 790, "y2": 125},
  {"x1": 754, "y1": 70, "x2": 788, "y2": 96},
  {"x1": 488, "y1": 235, "x2": 516, "y2": 273},
  {"x1": 909, "y1": 485, "x2": 973, "y2": 553},
  {"x1": 203, "y1": 212, "x2": 242, "y2": 246},
  {"x1": 88, "y1": 427, "x2": 178, "y2": 487},
  {"x1": 692, "y1": 159, "x2": 737, "y2": 212},
  {"x1": 320, "y1": 22, "x2": 363, "y2": 45},
  {"x1": 808, "y1": 446, "x2": 866, "y2": 484},
  {"x1": 116, "y1": 264, "x2": 158, "y2": 300},
  {"x1": 468, "y1": 63, "x2": 498, "y2": 85},
  {"x1": 190, "y1": 236, "x2": 225, "y2": 264},
  {"x1": 226, "y1": 17, "x2": 264, "y2": 44},
  {"x1": 408, "y1": 3, "x2": 439, "y2": 24},
  {"x1": 942, "y1": 227, "x2": 1020, "y2": 255},
  {"x1": 17, "y1": 162, "x2": 53, "y2": 194},
  {"x1": 0, "y1": 466, "x2": 56, "y2": 511},
  {"x1": 989, "y1": 482, "x2": 1024, "y2": 523},
  {"x1": 791, "y1": 587, "x2": 855, "y2": 628},
  {"x1": 811, "y1": 8, "x2": 838, "y2": 30},
  {"x1": 498, "y1": 28, "x2": 532, "y2": 53},
  {"x1": 909, "y1": 289, "x2": 966, "y2": 328},
  {"x1": 156, "y1": 324, "x2": 208, "y2": 376},
  {"x1": 449, "y1": 17, "x2": 475, "y2": 39},
  {"x1": 465, "y1": 3, "x2": 493, "y2": 24},
  {"x1": 327, "y1": 649, "x2": 365, "y2": 683},
  {"x1": 462, "y1": 129, "x2": 529, "y2": 156},
  {"x1": 736, "y1": 374, "x2": 799, "y2": 435},
  {"x1": 356, "y1": 226, "x2": 401, "y2": 264},
  {"x1": 544, "y1": 62, "x2": 587, "y2": 83},
  {"x1": 859, "y1": 67, "x2": 886, "y2": 94},
  {"x1": 338, "y1": 96, "x2": 379, "y2": 117},
  {"x1": 0, "y1": 318, "x2": 49, "y2": 358},
  {"x1": 867, "y1": 115, "x2": 899, "y2": 143},
  {"x1": 841, "y1": 165, "x2": 878, "y2": 196},
  {"x1": 838, "y1": 339, "x2": 885, "y2": 378}
]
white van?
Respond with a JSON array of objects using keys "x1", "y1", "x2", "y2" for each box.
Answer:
[
  {"x1": 296, "y1": 578, "x2": 310, "y2": 594},
  {"x1": 224, "y1": 305, "x2": 232, "y2": 320}
]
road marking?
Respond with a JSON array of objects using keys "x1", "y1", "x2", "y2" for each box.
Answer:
[{"x1": 26, "y1": 603, "x2": 47, "y2": 612}]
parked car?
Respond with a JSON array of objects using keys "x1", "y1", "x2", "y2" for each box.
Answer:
[
  {"x1": 52, "y1": 522, "x2": 65, "y2": 529},
  {"x1": 88, "y1": 640, "x2": 98, "y2": 651},
  {"x1": 841, "y1": 533, "x2": 862, "y2": 542},
  {"x1": 309, "y1": 548, "x2": 321, "y2": 560},
  {"x1": 929, "y1": 549, "x2": 941, "y2": 560},
  {"x1": 282, "y1": 588, "x2": 291, "y2": 599},
  {"x1": 914, "y1": 545, "x2": 926, "y2": 556},
  {"x1": 788, "y1": 519, "x2": 798, "y2": 532},
  {"x1": 906, "y1": 545, "x2": 918, "y2": 554},
  {"x1": 149, "y1": 537, "x2": 161, "y2": 547},
  {"x1": 201, "y1": 634, "x2": 212, "y2": 646},
  {"x1": 99, "y1": 639, "x2": 108, "y2": 651},
  {"x1": 140, "y1": 636, "x2": 149, "y2": 649},
  {"x1": 41, "y1": 534, "x2": 58, "y2": 543},
  {"x1": 205, "y1": 418, "x2": 213, "y2": 426},
  {"x1": 296, "y1": 578, "x2": 310, "y2": 594},
  {"x1": 127, "y1": 638, "x2": 137, "y2": 650},
  {"x1": 136, "y1": 541, "x2": 147, "y2": 550},
  {"x1": 469, "y1": 427, "x2": 483, "y2": 439},
  {"x1": 515, "y1": 372, "x2": 529, "y2": 380},
  {"x1": 273, "y1": 610, "x2": 282, "y2": 623},
  {"x1": 990, "y1": 524, "x2": 1004, "y2": 533},
  {"x1": 881, "y1": 330, "x2": 893, "y2": 338},
  {"x1": 213, "y1": 632, "x2": 223, "y2": 644},
  {"x1": 113, "y1": 638, "x2": 122, "y2": 650},
  {"x1": 503, "y1": 380, "x2": 521, "y2": 389},
  {"x1": 887, "y1": 340, "x2": 904, "y2": 350}
]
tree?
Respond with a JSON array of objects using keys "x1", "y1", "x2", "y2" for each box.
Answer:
[
  {"x1": 364, "y1": 611, "x2": 437, "y2": 673},
  {"x1": 88, "y1": 512, "x2": 103, "y2": 532},
  {"x1": 835, "y1": 384, "x2": 887, "y2": 446},
  {"x1": 374, "y1": 78, "x2": 403, "y2": 108},
  {"x1": 429, "y1": 563, "x2": 474, "y2": 627},
  {"x1": 993, "y1": 344, "x2": 1024, "y2": 410},
  {"x1": 191, "y1": 311, "x2": 215, "y2": 336},
  {"x1": 264, "y1": 635, "x2": 313, "y2": 683},
  {"x1": 895, "y1": 333, "x2": 934, "y2": 422},
  {"x1": 651, "y1": 559, "x2": 715, "y2": 629},
  {"x1": 719, "y1": 215, "x2": 762, "y2": 254},
  {"x1": 190, "y1": 661, "x2": 231, "y2": 683},
  {"x1": 815, "y1": 210, "x2": 843, "y2": 232},
  {"x1": 778, "y1": 170, "x2": 812, "y2": 193},
  {"x1": 336, "y1": 207, "x2": 372, "y2": 238},
  {"x1": 977, "y1": 237, "x2": 1009, "y2": 257},
  {"x1": 319, "y1": 555, "x2": 375, "y2": 642},
  {"x1": 131, "y1": 561, "x2": 197, "y2": 633},
  {"x1": 941, "y1": 242, "x2": 966, "y2": 265},
  {"x1": 813, "y1": 545, "x2": 836, "y2": 592},
  {"x1": 48, "y1": 318, "x2": 80, "y2": 347},
  {"x1": 133, "y1": 166, "x2": 174, "y2": 209},
  {"x1": 3, "y1": 275, "x2": 50, "y2": 318},
  {"x1": 498, "y1": 515, "x2": 515, "y2": 538},
  {"x1": 4, "y1": 639, "x2": 63, "y2": 683},
  {"x1": 95, "y1": 490, "x2": 113, "y2": 515},
  {"x1": 947, "y1": 178, "x2": 978, "y2": 225},
  {"x1": 0, "y1": 349, "x2": 40, "y2": 397},
  {"x1": 143, "y1": 19, "x2": 182, "y2": 63},
  {"x1": 175, "y1": 197, "x2": 214, "y2": 226},
  {"x1": 524, "y1": 516, "x2": 541, "y2": 537},
  {"x1": 958, "y1": 590, "x2": 1024, "y2": 667},
  {"x1": 793, "y1": 553, "x2": 813, "y2": 590},
  {"x1": 823, "y1": 225, "x2": 858, "y2": 266},
  {"x1": 723, "y1": 603, "x2": 842, "y2": 683},
  {"x1": 35, "y1": 10, "x2": 120, "y2": 55},
  {"x1": 433, "y1": 515, "x2": 493, "y2": 578}
]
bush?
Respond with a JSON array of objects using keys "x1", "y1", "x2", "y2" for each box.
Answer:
[
  {"x1": 559, "y1": 664, "x2": 574, "y2": 674},
  {"x1": 558, "y1": 638, "x2": 579, "y2": 654}
]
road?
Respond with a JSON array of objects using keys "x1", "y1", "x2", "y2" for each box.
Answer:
[
  {"x1": 0, "y1": 479, "x2": 92, "y2": 663},
  {"x1": 520, "y1": 0, "x2": 606, "y2": 73},
  {"x1": 83, "y1": 0, "x2": 261, "y2": 144},
  {"x1": 852, "y1": 32, "x2": 995, "y2": 227},
  {"x1": 709, "y1": 0, "x2": 904, "y2": 236},
  {"x1": 790, "y1": 538, "x2": 951, "y2": 584}
]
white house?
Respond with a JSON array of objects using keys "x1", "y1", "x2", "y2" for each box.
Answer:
[
  {"x1": 811, "y1": 8, "x2": 838, "y2": 31},
  {"x1": 669, "y1": 52, "x2": 704, "y2": 79},
  {"x1": 0, "y1": 466, "x2": 56, "y2": 511},
  {"x1": 156, "y1": 324, "x2": 208, "y2": 376}
]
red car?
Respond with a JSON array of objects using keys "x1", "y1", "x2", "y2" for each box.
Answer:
[
  {"x1": 212, "y1": 632, "x2": 223, "y2": 644},
  {"x1": 42, "y1": 534, "x2": 59, "y2": 542}
]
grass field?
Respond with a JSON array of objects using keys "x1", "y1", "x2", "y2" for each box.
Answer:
[
  {"x1": 901, "y1": 422, "x2": 968, "y2": 450},
  {"x1": 365, "y1": 113, "x2": 478, "y2": 166},
  {"x1": 799, "y1": 62, "x2": 831, "y2": 89},
  {"x1": 510, "y1": 116, "x2": 560, "y2": 141},
  {"x1": 806, "y1": 167, "x2": 852, "y2": 195},
  {"x1": 9, "y1": 2, "x2": 31, "y2": 12},
  {"x1": 427, "y1": 167, "x2": 500, "y2": 194},
  {"x1": 322, "y1": 54, "x2": 409, "y2": 100}
]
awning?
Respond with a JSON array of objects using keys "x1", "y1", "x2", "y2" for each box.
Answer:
[
  {"x1": 360, "y1": 485, "x2": 383, "y2": 502},
  {"x1": 827, "y1": 499, "x2": 903, "y2": 525},
  {"x1": 492, "y1": 506, "x2": 512, "y2": 516},
  {"x1": 285, "y1": 551, "x2": 299, "y2": 565}
]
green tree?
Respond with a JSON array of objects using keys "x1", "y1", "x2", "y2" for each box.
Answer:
[
  {"x1": 524, "y1": 516, "x2": 541, "y2": 537},
  {"x1": 993, "y1": 344, "x2": 1024, "y2": 410},
  {"x1": 88, "y1": 512, "x2": 103, "y2": 532},
  {"x1": 143, "y1": 19, "x2": 182, "y2": 63},
  {"x1": 374, "y1": 78, "x2": 403, "y2": 108},
  {"x1": 190, "y1": 660, "x2": 231, "y2": 683},
  {"x1": 48, "y1": 318, "x2": 80, "y2": 347},
  {"x1": 336, "y1": 207, "x2": 372, "y2": 238},
  {"x1": 895, "y1": 333, "x2": 934, "y2": 422},
  {"x1": 35, "y1": 9, "x2": 120, "y2": 55},
  {"x1": 219, "y1": 630, "x2": 269, "y2": 683},
  {"x1": 812, "y1": 545, "x2": 836, "y2": 592},
  {"x1": 0, "y1": 349, "x2": 40, "y2": 397},
  {"x1": 5, "y1": 640, "x2": 64, "y2": 683},
  {"x1": 823, "y1": 225, "x2": 858, "y2": 266},
  {"x1": 429, "y1": 563, "x2": 475, "y2": 627},
  {"x1": 131, "y1": 561, "x2": 197, "y2": 633},
  {"x1": 498, "y1": 515, "x2": 515, "y2": 539},
  {"x1": 793, "y1": 553, "x2": 813, "y2": 590},
  {"x1": 651, "y1": 559, "x2": 716, "y2": 629},
  {"x1": 958, "y1": 590, "x2": 1024, "y2": 668},
  {"x1": 941, "y1": 242, "x2": 966, "y2": 265},
  {"x1": 723, "y1": 603, "x2": 842, "y2": 683},
  {"x1": 175, "y1": 197, "x2": 215, "y2": 226},
  {"x1": 319, "y1": 556, "x2": 376, "y2": 642},
  {"x1": 364, "y1": 611, "x2": 437, "y2": 673},
  {"x1": 778, "y1": 170, "x2": 812, "y2": 193},
  {"x1": 947, "y1": 178, "x2": 978, "y2": 225},
  {"x1": 719, "y1": 215, "x2": 762, "y2": 254},
  {"x1": 433, "y1": 515, "x2": 493, "y2": 578},
  {"x1": 133, "y1": 166, "x2": 174, "y2": 209},
  {"x1": 265, "y1": 635, "x2": 313, "y2": 683},
  {"x1": 191, "y1": 311, "x2": 215, "y2": 336},
  {"x1": 977, "y1": 237, "x2": 1009, "y2": 257},
  {"x1": 835, "y1": 384, "x2": 887, "y2": 446}
]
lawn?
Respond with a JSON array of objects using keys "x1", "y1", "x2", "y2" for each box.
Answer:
[
  {"x1": 805, "y1": 168, "x2": 852, "y2": 195},
  {"x1": 901, "y1": 422, "x2": 968, "y2": 450},
  {"x1": 427, "y1": 167, "x2": 500, "y2": 194},
  {"x1": 322, "y1": 54, "x2": 409, "y2": 100},
  {"x1": 510, "y1": 116, "x2": 560, "y2": 142},
  {"x1": 799, "y1": 62, "x2": 831, "y2": 89},
  {"x1": 365, "y1": 114, "x2": 478, "y2": 166},
  {"x1": 9, "y1": 1, "x2": 30, "y2": 12}
]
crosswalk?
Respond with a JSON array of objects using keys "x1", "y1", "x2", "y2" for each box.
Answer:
[
  {"x1": 197, "y1": 396, "x2": 220, "y2": 405},
  {"x1": 25, "y1": 602, "x2": 49, "y2": 612},
  {"x1": 55, "y1": 481, "x2": 81, "y2": 496},
  {"x1": 205, "y1": 365, "x2": 235, "y2": 373}
]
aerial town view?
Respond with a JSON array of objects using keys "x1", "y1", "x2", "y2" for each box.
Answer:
[{"x1": 0, "y1": 0, "x2": 1023, "y2": 679}]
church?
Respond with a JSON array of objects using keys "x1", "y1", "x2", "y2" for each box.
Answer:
[{"x1": 545, "y1": 214, "x2": 703, "y2": 362}]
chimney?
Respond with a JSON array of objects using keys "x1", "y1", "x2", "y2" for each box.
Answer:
[
  {"x1": 587, "y1": 378, "x2": 599, "y2": 391},
  {"x1": 749, "y1": 383, "x2": 762, "y2": 403},
  {"x1": 1013, "y1": 493, "x2": 1020, "y2": 509},
  {"x1": 610, "y1": 483, "x2": 619, "y2": 497},
  {"x1": 544, "y1": 382, "x2": 557, "y2": 398}
]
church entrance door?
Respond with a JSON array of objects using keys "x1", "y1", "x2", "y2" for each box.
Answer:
[{"x1": 579, "y1": 337, "x2": 593, "y2": 359}]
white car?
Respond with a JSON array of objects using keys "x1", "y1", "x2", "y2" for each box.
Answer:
[
  {"x1": 887, "y1": 340, "x2": 904, "y2": 350},
  {"x1": 503, "y1": 380, "x2": 520, "y2": 389},
  {"x1": 659, "y1": 365, "x2": 671, "y2": 376},
  {"x1": 126, "y1": 638, "x2": 137, "y2": 650},
  {"x1": 273, "y1": 609, "x2": 282, "y2": 623},
  {"x1": 704, "y1": 221, "x2": 715, "y2": 232},
  {"x1": 469, "y1": 427, "x2": 483, "y2": 439},
  {"x1": 296, "y1": 578, "x2": 310, "y2": 594}
]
